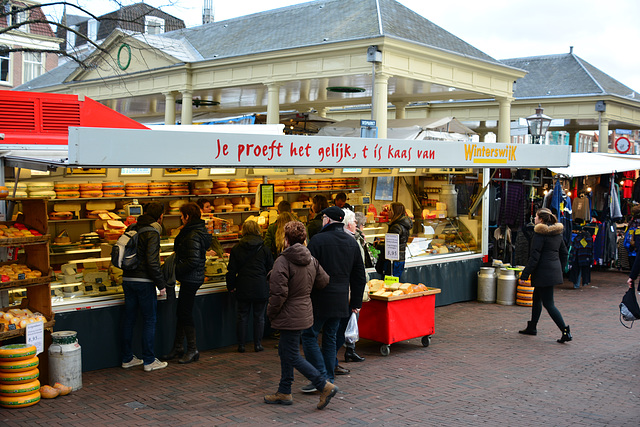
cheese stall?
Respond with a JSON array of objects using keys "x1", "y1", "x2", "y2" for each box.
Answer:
[{"x1": 1, "y1": 124, "x2": 570, "y2": 371}]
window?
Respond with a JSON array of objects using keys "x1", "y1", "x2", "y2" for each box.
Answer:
[
  {"x1": 66, "y1": 27, "x2": 76, "y2": 51},
  {"x1": 0, "y1": 46, "x2": 9, "y2": 84},
  {"x1": 145, "y1": 16, "x2": 165, "y2": 35},
  {"x1": 87, "y1": 19, "x2": 98, "y2": 41},
  {"x1": 23, "y1": 51, "x2": 44, "y2": 83},
  {"x1": 9, "y1": 5, "x2": 28, "y2": 30}
]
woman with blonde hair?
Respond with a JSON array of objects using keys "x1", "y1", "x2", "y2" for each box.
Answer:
[
  {"x1": 519, "y1": 208, "x2": 572, "y2": 343},
  {"x1": 275, "y1": 211, "x2": 298, "y2": 256}
]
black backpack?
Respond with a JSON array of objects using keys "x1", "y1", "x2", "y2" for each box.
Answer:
[
  {"x1": 619, "y1": 282, "x2": 640, "y2": 328},
  {"x1": 111, "y1": 225, "x2": 157, "y2": 270}
]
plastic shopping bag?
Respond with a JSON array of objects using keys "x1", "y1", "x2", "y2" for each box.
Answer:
[{"x1": 345, "y1": 312, "x2": 359, "y2": 344}]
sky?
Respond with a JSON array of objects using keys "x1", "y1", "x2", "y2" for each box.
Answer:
[{"x1": 50, "y1": 0, "x2": 640, "y2": 93}]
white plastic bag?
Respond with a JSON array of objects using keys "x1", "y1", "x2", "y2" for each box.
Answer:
[{"x1": 344, "y1": 312, "x2": 359, "y2": 344}]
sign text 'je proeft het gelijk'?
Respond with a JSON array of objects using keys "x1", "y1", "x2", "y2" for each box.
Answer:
[{"x1": 214, "y1": 139, "x2": 436, "y2": 163}]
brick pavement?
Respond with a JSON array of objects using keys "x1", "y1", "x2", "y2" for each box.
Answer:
[{"x1": 2, "y1": 270, "x2": 638, "y2": 426}]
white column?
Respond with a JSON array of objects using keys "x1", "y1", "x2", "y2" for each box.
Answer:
[
  {"x1": 497, "y1": 97, "x2": 513, "y2": 143},
  {"x1": 163, "y1": 92, "x2": 176, "y2": 125},
  {"x1": 266, "y1": 83, "x2": 281, "y2": 124},
  {"x1": 373, "y1": 73, "x2": 390, "y2": 139},
  {"x1": 180, "y1": 90, "x2": 193, "y2": 125},
  {"x1": 598, "y1": 117, "x2": 610, "y2": 153},
  {"x1": 393, "y1": 101, "x2": 408, "y2": 119}
]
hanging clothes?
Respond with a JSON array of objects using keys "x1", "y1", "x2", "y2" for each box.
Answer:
[
  {"x1": 610, "y1": 176, "x2": 623, "y2": 221},
  {"x1": 513, "y1": 223, "x2": 534, "y2": 266},
  {"x1": 632, "y1": 179, "x2": 640, "y2": 203},
  {"x1": 573, "y1": 195, "x2": 590, "y2": 222},
  {"x1": 568, "y1": 229, "x2": 594, "y2": 286},
  {"x1": 498, "y1": 182, "x2": 524, "y2": 228},
  {"x1": 623, "y1": 179, "x2": 633, "y2": 199}
]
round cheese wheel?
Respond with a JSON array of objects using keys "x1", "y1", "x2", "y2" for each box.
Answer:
[
  {"x1": 332, "y1": 184, "x2": 346, "y2": 190},
  {"x1": 284, "y1": 180, "x2": 299, "y2": 186},
  {"x1": 516, "y1": 299, "x2": 533, "y2": 307},
  {"x1": 211, "y1": 187, "x2": 230, "y2": 194},
  {"x1": 55, "y1": 190, "x2": 80, "y2": 199},
  {"x1": 168, "y1": 207, "x2": 181, "y2": 215},
  {"x1": 0, "y1": 368, "x2": 39, "y2": 384},
  {"x1": 267, "y1": 179, "x2": 285, "y2": 185},
  {"x1": 54, "y1": 183, "x2": 79, "y2": 191},
  {"x1": 215, "y1": 204, "x2": 233, "y2": 212},
  {"x1": 227, "y1": 179, "x2": 247, "y2": 188},
  {"x1": 79, "y1": 183, "x2": 102, "y2": 191},
  {"x1": 27, "y1": 183, "x2": 54, "y2": 192},
  {"x1": 12, "y1": 191, "x2": 28, "y2": 198},
  {"x1": 332, "y1": 178, "x2": 347, "y2": 184},
  {"x1": 300, "y1": 185, "x2": 317, "y2": 191},
  {"x1": 28, "y1": 190, "x2": 56, "y2": 198},
  {"x1": 284, "y1": 186, "x2": 300, "y2": 192},
  {"x1": 211, "y1": 179, "x2": 229, "y2": 187},
  {"x1": 300, "y1": 179, "x2": 318, "y2": 185},
  {"x1": 0, "y1": 344, "x2": 36, "y2": 362},
  {"x1": 193, "y1": 181, "x2": 214, "y2": 189},
  {"x1": 229, "y1": 186, "x2": 249, "y2": 194},
  {"x1": 148, "y1": 182, "x2": 170, "y2": 190},
  {"x1": 318, "y1": 179, "x2": 332, "y2": 185},
  {"x1": 7, "y1": 182, "x2": 27, "y2": 191},
  {"x1": 103, "y1": 190, "x2": 126, "y2": 198},
  {"x1": 125, "y1": 183, "x2": 148, "y2": 190},
  {"x1": 232, "y1": 203, "x2": 251, "y2": 212},
  {"x1": 0, "y1": 391, "x2": 40, "y2": 408},
  {"x1": 193, "y1": 188, "x2": 212, "y2": 195},
  {"x1": 248, "y1": 186, "x2": 259, "y2": 194},
  {"x1": 346, "y1": 183, "x2": 359, "y2": 189},
  {"x1": 80, "y1": 190, "x2": 103, "y2": 198},
  {"x1": 0, "y1": 356, "x2": 39, "y2": 373},
  {"x1": 274, "y1": 186, "x2": 285, "y2": 193},
  {"x1": 317, "y1": 185, "x2": 332, "y2": 191},
  {"x1": 248, "y1": 180, "x2": 262, "y2": 187},
  {"x1": 170, "y1": 181, "x2": 189, "y2": 188},
  {"x1": 0, "y1": 379, "x2": 40, "y2": 397},
  {"x1": 170, "y1": 189, "x2": 190, "y2": 196},
  {"x1": 49, "y1": 211, "x2": 74, "y2": 220},
  {"x1": 126, "y1": 190, "x2": 149, "y2": 197},
  {"x1": 102, "y1": 182, "x2": 124, "y2": 190},
  {"x1": 148, "y1": 189, "x2": 170, "y2": 197}
]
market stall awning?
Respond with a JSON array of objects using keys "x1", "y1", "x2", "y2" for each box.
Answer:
[
  {"x1": 317, "y1": 117, "x2": 476, "y2": 140},
  {"x1": 548, "y1": 153, "x2": 640, "y2": 177}
]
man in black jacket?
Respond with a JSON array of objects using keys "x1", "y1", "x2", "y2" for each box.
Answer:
[
  {"x1": 121, "y1": 202, "x2": 168, "y2": 372},
  {"x1": 300, "y1": 206, "x2": 366, "y2": 391}
]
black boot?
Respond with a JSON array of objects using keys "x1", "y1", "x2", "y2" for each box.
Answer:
[
  {"x1": 344, "y1": 347, "x2": 365, "y2": 362},
  {"x1": 519, "y1": 321, "x2": 537, "y2": 336},
  {"x1": 557, "y1": 325, "x2": 572, "y2": 343},
  {"x1": 179, "y1": 326, "x2": 200, "y2": 364},
  {"x1": 161, "y1": 324, "x2": 185, "y2": 361}
]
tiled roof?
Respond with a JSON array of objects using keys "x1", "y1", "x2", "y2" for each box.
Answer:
[{"x1": 502, "y1": 53, "x2": 639, "y2": 100}]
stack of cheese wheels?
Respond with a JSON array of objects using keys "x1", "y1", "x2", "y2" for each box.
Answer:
[
  {"x1": 168, "y1": 199, "x2": 188, "y2": 215},
  {"x1": 148, "y1": 182, "x2": 170, "y2": 197},
  {"x1": 192, "y1": 180, "x2": 213, "y2": 196},
  {"x1": 248, "y1": 180, "x2": 262, "y2": 193},
  {"x1": 0, "y1": 344, "x2": 40, "y2": 409},
  {"x1": 26, "y1": 182, "x2": 56, "y2": 199},
  {"x1": 284, "y1": 179, "x2": 300, "y2": 192},
  {"x1": 53, "y1": 183, "x2": 80, "y2": 199},
  {"x1": 230, "y1": 196, "x2": 252, "y2": 212},
  {"x1": 170, "y1": 181, "x2": 190, "y2": 196},
  {"x1": 332, "y1": 178, "x2": 347, "y2": 190},
  {"x1": 346, "y1": 177, "x2": 360, "y2": 189},
  {"x1": 125, "y1": 182, "x2": 149, "y2": 197},
  {"x1": 79, "y1": 183, "x2": 103, "y2": 198},
  {"x1": 6, "y1": 182, "x2": 27, "y2": 198},
  {"x1": 268, "y1": 179, "x2": 286, "y2": 193},
  {"x1": 317, "y1": 179, "x2": 333, "y2": 191},
  {"x1": 213, "y1": 198, "x2": 233, "y2": 213},
  {"x1": 516, "y1": 281, "x2": 534, "y2": 307},
  {"x1": 300, "y1": 179, "x2": 318, "y2": 191},
  {"x1": 228, "y1": 179, "x2": 249, "y2": 194},
  {"x1": 102, "y1": 182, "x2": 125, "y2": 198},
  {"x1": 211, "y1": 180, "x2": 229, "y2": 194}
]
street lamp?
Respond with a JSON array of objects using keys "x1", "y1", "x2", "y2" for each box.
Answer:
[{"x1": 526, "y1": 104, "x2": 552, "y2": 144}]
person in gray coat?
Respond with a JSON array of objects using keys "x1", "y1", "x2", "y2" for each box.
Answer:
[{"x1": 519, "y1": 208, "x2": 572, "y2": 343}]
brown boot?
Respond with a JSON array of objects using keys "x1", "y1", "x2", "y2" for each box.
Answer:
[
  {"x1": 264, "y1": 392, "x2": 293, "y2": 405},
  {"x1": 317, "y1": 382, "x2": 339, "y2": 410}
]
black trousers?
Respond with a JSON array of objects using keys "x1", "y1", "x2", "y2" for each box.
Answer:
[
  {"x1": 530, "y1": 286, "x2": 566, "y2": 331},
  {"x1": 236, "y1": 299, "x2": 267, "y2": 345}
]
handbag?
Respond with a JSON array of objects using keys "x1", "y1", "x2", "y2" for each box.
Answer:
[{"x1": 619, "y1": 282, "x2": 640, "y2": 328}]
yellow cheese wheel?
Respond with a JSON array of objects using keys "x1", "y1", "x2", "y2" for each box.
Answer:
[
  {"x1": 516, "y1": 299, "x2": 533, "y2": 307},
  {"x1": 170, "y1": 189, "x2": 190, "y2": 196},
  {"x1": 516, "y1": 292, "x2": 534, "y2": 301},
  {"x1": 300, "y1": 185, "x2": 317, "y2": 191},
  {"x1": 284, "y1": 186, "x2": 300, "y2": 192},
  {"x1": 49, "y1": 211, "x2": 74, "y2": 220},
  {"x1": 102, "y1": 190, "x2": 126, "y2": 198},
  {"x1": 227, "y1": 179, "x2": 247, "y2": 188},
  {"x1": 317, "y1": 185, "x2": 332, "y2": 191},
  {"x1": 213, "y1": 198, "x2": 230, "y2": 206},
  {"x1": 148, "y1": 189, "x2": 170, "y2": 197},
  {"x1": 211, "y1": 180, "x2": 229, "y2": 188},
  {"x1": 300, "y1": 179, "x2": 318, "y2": 184},
  {"x1": 215, "y1": 204, "x2": 234, "y2": 212},
  {"x1": 28, "y1": 190, "x2": 56, "y2": 198},
  {"x1": 193, "y1": 188, "x2": 212, "y2": 195},
  {"x1": 267, "y1": 179, "x2": 285, "y2": 185},
  {"x1": 0, "y1": 379, "x2": 40, "y2": 397},
  {"x1": 102, "y1": 182, "x2": 125, "y2": 190},
  {"x1": 248, "y1": 180, "x2": 262, "y2": 187},
  {"x1": 54, "y1": 191, "x2": 80, "y2": 199},
  {"x1": 80, "y1": 190, "x2": 103, "y2": 198},
  {"x1": 170, "y1": 181, "x2": 189, "y2": 189},
  {"x1": 125, "y1": 190, "x2": 149, "y2": 197},
  {"x1": 0, "y1": 344, "x2": 37, "y2": 362},
  {"x1": 248, "y1": 186, "x2": 259, "y2": 193},
  {"x1": 284, "y1": 180, "x2": 299, "y2": 185},
  {"x1": 12, "y1": 190, "x2": 28, "y2": 198},
  {"x1": 0, "y1": 356, "x2": 39, "y2": 373},
  {"x1": 232, "y1": 203, "x2": 251, "y2": 212},
  {"x1": 125, "y1": 183, "x2": 148, "y2": 190},
  {"x1": 54, "y1": 183, "x2": 79, "y2": 191},
  {"x1": 0, "y1": 391, "x2": 40, "y2": 408},
  {"x1": 332, "y1": 184, "x2": 346, "y2": 190},
  {"x1": 27, "y1": 183, "x2": 54, "y2": 192},
  {"x1": 148, "y1": 182, "x2": 170, "y2": 190},
  {"x1": 318, "y1": 179, "x2": 332, "y2": 185},
  {"x1": 0, "y1": 368, "x2": 39, "y2": 384},
  {"x1": 274, "y1": 186, "x2": 285, "y2": 193},
  {"x1": 193, "y1": 180, "x2": 214, "y2": 189},
  {"x1": 332, "y1": 178, "x2": 347, "y2": 184},
  {"x1": 86, "y1": 201, "x2": 116, "y2": 211},
  {"x1": 229, "y1": 186, "x2": 249, "y2": 194},
  {"x1": 211, "y1": 187, "x2": 230, "y2": 194},
  {"x1": 79, "y1": 183, "x2": 102, "y2": 191}
]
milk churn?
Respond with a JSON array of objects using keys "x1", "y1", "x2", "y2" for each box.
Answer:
[
  {"x1": 440, "y1": 184, "x2": 458, "y2": 218},
  {"x1": 477, "y1": 267, "x2": 497, "y2": 303},
  {"x1": 48, "y1": 331, "x2": 82, "y2": 391},
  {"x1": 496, "y1": 269, "x2": 517, "y2": 305}
]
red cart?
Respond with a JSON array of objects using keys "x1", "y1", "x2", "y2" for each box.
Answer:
[{"x1": 358, "y1": 288, "x2": 441, "y2": 356}]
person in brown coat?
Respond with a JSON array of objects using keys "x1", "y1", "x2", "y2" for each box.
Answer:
[{"x1": 264, "y1": 221, "x2": 338, "y2": 410}]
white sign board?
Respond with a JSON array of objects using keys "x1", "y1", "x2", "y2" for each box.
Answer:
[
  {"x1": 26, "y1": 321, "x2": 44, "y2": 355},
  {"x1": 68, "y1": 128, "x2": 571, "y2": 168},
  {"x1": 385, "y1": 233, "x2": 400, "y2": 261}
]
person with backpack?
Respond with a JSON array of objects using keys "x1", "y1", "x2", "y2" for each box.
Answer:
[
  {"x1": 120, "y1": 202, "x2": 168, "y2": 372},
  {"x1": 226, "y1": 220, "x2": 274, "y2": 353},
  {"x1": 162, "y1": 202, "x2": 212, "y2": 364}
]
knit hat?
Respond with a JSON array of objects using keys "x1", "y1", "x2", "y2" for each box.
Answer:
[{"x1": 321, "y1": 206, "x2": 345, "y2": 222}]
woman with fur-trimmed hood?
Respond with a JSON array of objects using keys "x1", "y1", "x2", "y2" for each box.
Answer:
[{"x1": 519, "y1": 208, "x2": 572, "y2": 343}]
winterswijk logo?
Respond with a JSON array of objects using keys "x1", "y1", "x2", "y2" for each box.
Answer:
[{"x1": 464, "y1": 144, "x2": 517, "y2": 163}]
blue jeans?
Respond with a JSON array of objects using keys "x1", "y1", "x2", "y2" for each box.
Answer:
[
  {"x1": 122, "y1": 281, "x2": 157, "y2": 365},
  {"x1": 383, "y1": 260, "x2": 405, "y2": 278},
  {"x1": 301, "y1": 316, "x2": 340, "y2": 383},
  {"x1": 277, "y1": 329, "x2": 326, "y2": 395}
]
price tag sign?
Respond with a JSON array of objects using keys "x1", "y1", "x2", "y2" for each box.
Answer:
[
  {"x1": 385, "y1": 233, "x2": 400, "y2": 261},
  {"x1": 260, "y1": 184, "x2": 275, "y2": 208},
  {"x1": 26, "y1": 321, "x2": 44, "y2": 355},
  {"x1": 384, "y1": 275, "x2": 399, "y2": 286}
]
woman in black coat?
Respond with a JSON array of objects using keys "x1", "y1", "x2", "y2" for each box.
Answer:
[
  {"x1": 226, "y1": 220, "x2": 274, "y2": 353},
  {"x1": 519, "y1": 208, "x2": 572, "y2": 343},
  {"x1": 384, "y1": 202, "x2": 413, "y2": 278},
  {"x1": 162, "y1": 202, "x2": 212, "y2": 364}
]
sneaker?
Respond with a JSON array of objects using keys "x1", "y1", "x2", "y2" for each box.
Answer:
[
  {"x1": 317, "y1": 382, "x2": 339, "y2": 410},
  {"x1": 122, "y1": 355, "x2": 144, "y2": 369},
  {"x1": 301, "y1": 383, "x2": 317, "y2": 393},
  {"x1": 264, "y1": 392, "x2": 293, "y2": 405},
  {"x1": 144, "y1": 358, "x2": 168, "y2": 372}
]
